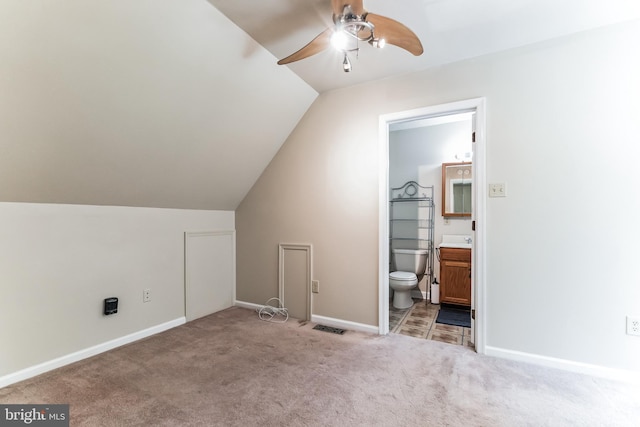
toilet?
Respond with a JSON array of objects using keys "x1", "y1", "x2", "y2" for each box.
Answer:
[{"x1": 389, "y1": 249, "x2": 428, "y2": 309}]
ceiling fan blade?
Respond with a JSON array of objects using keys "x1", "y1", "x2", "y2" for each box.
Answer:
[
  {"x1": 366, "y1": 13, "x2": 424, "y2": 56},
  {"x1": 277, "y1": 28, "x2": 333, "y2": 65},
  {"x1": 332, "y1": 0, "x2": 365, "y2": 16}
]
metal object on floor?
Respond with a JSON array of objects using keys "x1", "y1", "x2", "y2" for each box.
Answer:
[{"x1": 313, "y1": 324, "x2": 346, "y2": 335}]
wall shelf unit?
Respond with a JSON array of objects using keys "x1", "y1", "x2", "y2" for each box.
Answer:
[{"x1": 389, "y1": 181, "x2": 435, "y2": 296}]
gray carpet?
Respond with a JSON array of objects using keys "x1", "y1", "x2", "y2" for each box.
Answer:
[{"x1": 1, "y1": 307, "x2": 638, "y2": 426}]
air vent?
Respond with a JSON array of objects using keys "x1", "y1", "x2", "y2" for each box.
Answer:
[{"x1": 313, "y1": 324, "x2": 346, "y2": 335}]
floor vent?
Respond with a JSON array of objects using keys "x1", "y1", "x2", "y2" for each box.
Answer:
[{"x1": 313, "y1": 324, "x2": 346, "y2": 335}]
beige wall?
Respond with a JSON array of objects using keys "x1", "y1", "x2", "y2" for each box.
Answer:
[
  {"x1": 235, "y1": 92, "x2": 381, "y2": 324},
  {"x1": 236, "y1": 20, "x2": 640, "y2": 372}
]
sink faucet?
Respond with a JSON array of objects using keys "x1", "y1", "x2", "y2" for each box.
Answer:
[{"x1": 464, "y1": 237, "x2": 472, "y2": 244}]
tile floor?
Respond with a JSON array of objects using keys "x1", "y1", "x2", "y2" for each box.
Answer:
[{"x1": 390, "y1": 298, "x2": 474, "y2": 349}]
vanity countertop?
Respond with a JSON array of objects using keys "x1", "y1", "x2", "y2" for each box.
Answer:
[
  {"x1": 438, "y1": 242, "x2": 471, "y2": 249},
  {"x1": 439, "y1": 235, "x2": 472, "y2": 249}
]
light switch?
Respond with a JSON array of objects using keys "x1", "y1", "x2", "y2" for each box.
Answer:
[{"x1": 489, "y1": 183, "x2": 506, "y2": 197}]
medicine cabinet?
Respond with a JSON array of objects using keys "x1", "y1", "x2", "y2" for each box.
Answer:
[{"x1": 442, "y1": 162, "x2": 472, "y2": 217}]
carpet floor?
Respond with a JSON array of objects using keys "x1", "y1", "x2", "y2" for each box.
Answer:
[{"x1": 1, "y1": 307, "x2": 638, "y2": 426}]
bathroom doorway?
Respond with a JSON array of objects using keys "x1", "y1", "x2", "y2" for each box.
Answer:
[{"x1": 378, "y1": 98, "x2": 486, "y2": 353}]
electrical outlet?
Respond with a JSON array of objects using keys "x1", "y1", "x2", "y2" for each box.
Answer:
[
  {"x1": 489, "y1": 183, "x2": 506, "y2": 197},
  {"x1": 143, "y1": 289, "x2": 151, "y2": 303},
  {"x1": 311, "y1": 280, "x2": 319, "y2": 293},
  {"x1": 627, "y1": 316, "x2": 640, "y2": 336}
]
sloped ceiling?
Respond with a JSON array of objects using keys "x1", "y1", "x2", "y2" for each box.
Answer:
[
  {"x1": 209, "y1": 0, "x2": 640, "y2": 93},
  {"x1": 0, "y1": 0, "x2": 317, "y2": 210},
  {"x1": 3, "y1": 1, "x2": 639, "y2": 211}
]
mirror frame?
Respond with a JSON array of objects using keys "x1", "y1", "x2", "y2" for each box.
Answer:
[{"x1": 442, "y1": 162, "x2": 472, "y2": 217}]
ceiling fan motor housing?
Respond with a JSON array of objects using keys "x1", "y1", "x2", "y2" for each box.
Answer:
[{"x1": 334, "y1": 6, "x2": 374, "y2": 41}]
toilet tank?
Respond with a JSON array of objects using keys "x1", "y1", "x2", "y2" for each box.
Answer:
[{"x1": 392, "y1": 249, "x2": 428, "y2": 275}]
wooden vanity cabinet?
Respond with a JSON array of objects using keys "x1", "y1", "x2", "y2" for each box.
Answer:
[{"x1": 439, "y1": 247, "x2": 471, "y2": 306}]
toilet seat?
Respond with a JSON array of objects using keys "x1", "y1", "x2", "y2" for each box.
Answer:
[
  {"x1": 390, "y1": 271, "x2": 417, "y2": 282},
  {"x1": 389, "y1": 271, "x2": 418, "y2": 309}
]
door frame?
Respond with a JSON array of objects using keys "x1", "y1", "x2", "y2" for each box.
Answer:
[
  {"x1": 378, "y1": 97, "x2": 486, "y2": 353},
  {"x1": 278, "y1": 243, "x2": 312, "y2": 321}
]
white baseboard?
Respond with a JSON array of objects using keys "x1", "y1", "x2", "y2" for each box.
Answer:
[
  {"x1": 235, "y1": 300, "x2": 378, "y2": 334},
  {"x1": 0, "y1": 317, "x2": 186, "y2": 389},
  {"x1": 485, "y1": 345, "x2": 640, "y2": 384},
  {"x1": 311, "y1": 314, "x2": 378, "y2": 334},
  {"x1": 234, "y1": 300, "x2": 264, "y2": 311}
]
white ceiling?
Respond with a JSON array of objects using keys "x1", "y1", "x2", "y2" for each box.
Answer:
[{"x1": 208, "y1": 0, "x2": 640, "y2": 93}]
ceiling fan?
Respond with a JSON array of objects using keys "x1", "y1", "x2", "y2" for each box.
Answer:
[{"x1": 277, "y1": 0, "x2": 423, "y2": 72}]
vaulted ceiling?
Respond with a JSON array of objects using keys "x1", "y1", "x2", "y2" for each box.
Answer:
[
  {"x1": 0, "y1": 1, "x2": 316, "y2": 210},
  {"x1": 1, "y1": 1, "x2": 638, "y2": 210},
  {"x1": 209, "y1": 0, "x2": 640, "y2": 93}
]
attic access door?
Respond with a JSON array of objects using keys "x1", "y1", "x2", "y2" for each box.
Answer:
[
  {"x1": 278, "y1": 244, "x2": 312, "y2": 321},
  {"x1": 185, "y1": 231, "x2": 235, "y2": 322}
]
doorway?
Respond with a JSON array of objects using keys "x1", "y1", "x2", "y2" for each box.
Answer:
[{"x1": 378, "y1": 98, "x2": 486, "y2": 353}]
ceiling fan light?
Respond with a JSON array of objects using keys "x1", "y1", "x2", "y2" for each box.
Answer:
[
  {"x1": 369, "y1": 38, "x2": 386, "y2": 49},
  {"x1": 342, "y1": 54, "x2": 352, "y2": 72},
  {"x1": 331, "y1": 30, "x2": 349, "y2": 51}
]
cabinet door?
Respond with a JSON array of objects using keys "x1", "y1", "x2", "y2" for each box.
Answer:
[{"x1": 441, "y1": 259, "x2": 471, "y2": 306}]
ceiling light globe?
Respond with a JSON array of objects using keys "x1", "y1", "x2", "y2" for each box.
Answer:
[
  {"x1": 331, "y1": 31, "x2": 349, "y2": 51},
  {"x1": 369, "y1": 38, "x2": 386, "y2": 49}
]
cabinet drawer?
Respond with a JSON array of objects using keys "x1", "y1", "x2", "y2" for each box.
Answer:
[{"x1": 439, "y1": 247, "x2": 471, "y2": 262}]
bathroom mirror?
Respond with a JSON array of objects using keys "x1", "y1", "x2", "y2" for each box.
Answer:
[{"x1": 442, "y1": 162, "x2": 472, "y2": 217}]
